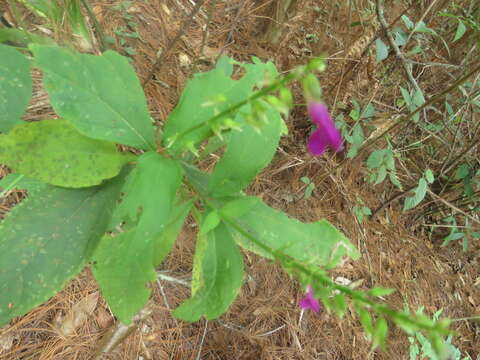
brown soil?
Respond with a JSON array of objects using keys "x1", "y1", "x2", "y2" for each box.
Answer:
[{"x1": 0, "y1": 0, "x2": 479, "y2": 359}]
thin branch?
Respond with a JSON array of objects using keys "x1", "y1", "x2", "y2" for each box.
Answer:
[
  {"x1": 80, "y1": 0, "x2": 107, "y2": 52},
  {"x1": 193, "y1": 0, "x2": 217, "y2": 71},
  {"x1": 195, "y1": 320, "x2": 208, "y2": 360},
  {"x1": 427, "y1": 189, "x2": 480, "y2": 226},
  {"x1": 142, "y1": 0, "x2": 207, "y2": 87},
  {"x1": 376, "y1": 0, "x2": 421, "y2": 94},
  {"x1": 371, "y1": 184, "x2": 416, "y2": 219},
  {"x1": 157, "y1": 272, "x2": 191, "y2": 287}
]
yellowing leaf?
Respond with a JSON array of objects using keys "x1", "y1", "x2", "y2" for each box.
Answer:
[{"x1": 0, "y1": 119, "x2": 133, "y2": 188}]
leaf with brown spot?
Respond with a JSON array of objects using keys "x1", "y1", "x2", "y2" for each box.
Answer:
[
  {"x1": 0, "y1": 119, "x2": 134, "y2": 188},
  {"x1": 0, "y1": 44, "x2": 32, "y2": 132},
  {"x1": 0, "y1": 170, "x2": 128, "y2": 327}
]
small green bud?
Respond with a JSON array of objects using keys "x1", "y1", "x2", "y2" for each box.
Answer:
[
  {"x1": 308, "y1": 57, "x2": 327, "y2": 72},
  {"x1": 303, "y1": 73, "x2": 322, "y2": 100}
]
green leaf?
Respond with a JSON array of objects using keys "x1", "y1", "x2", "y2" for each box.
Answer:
[
  {"x1": 216, "y1": 56, "x2": 234, "y2": 76},
  {"x1": 92, "y1": 152, "x2": 183, "y2": 323},
  {"x1": 65, "y1": 0, "x2": 90, "y2": 42},
  {"x1": 393, "y1": 27, "x2": 407, "y2": 47},
  {"x1": 199, "y1": 210, "x2": 221, "y2": 235},
  {"x1": 162, "y1": 58, "x2": 277, "y2": 154},
  {"x1": 0, "y1": 28, "x2": 53, "y2": 47},
  {"x1": 375, "y1": 38, "x2": 389, "y2": 63},
  {"x1": 220, "y1": 196, "x2": 258, "y2": 218},
  {"x1": 225, "y1": 197, "x2": 359, "y2": 268},
  {"x1": 403, "y1": 178, "x2": 428, "y2": 211},
  {"x1": 373, "y1": 317, "x2": 388, "y2": 350},
  {"x1": 425, "y1": 169, "x2": 434, "y2": 184},
  {"x1": 358, "y1": 307, "x2": 374, "y2": 338},
  {"x1": 453, "y1": 21, "x2": 467, "y2": 42},
  {"x1": 93, "y1": 230, "x2": 157, "y2": 324},
  {"x1": 361, "y1": 103, "x2": 376, "y2": 118},
  {"x1": 353, "y1": 206, "x2": 365, "y2": 223},
  {"x1": 0, "y1": 119, "x2": 133, "y2": 188},
  {"x1": 304, "y1": 183, "x2": 315, "y2": 199},
  {"x1": 333, "y1": 294, "x2": 347, "y2": 318},
  {"x1": 367, "y1": 149, "x2": 386, "y2": 169},
  {"x1": 389, "y1": 172, "x2": 403, "y2": 190},
  {"x1": 375, "y1": 166, "x2": 387, "y2": 185},
  {"x1": 400, "y1": 87, "x2": 412, "y2": 106},
  {"x1": 208, "y1": 104, "x2": 283, "y2": 196},
  {"x1": 30, "y1": 45, "x2": 155, "y2": 150},
  {"x1": 0, "y1": 171, "x2": 127, "y2": 327},
  {"x1": 385, "y1": 151, "x2": 395, "y2": 170},
  {"x1": 349, "y1": 108, "x2": 360, "y2": 121},
  {"x1": 369, "y1": 287, "x2": 395, "y2": 297},
  {"x1": 441, "y1": 232, "x2": 464, "y2": 246},
  {"x1": 300, "y1": 176, "x2": 311, "y2": 184},
  {"x1": 173, "y1": 223, "x2": 244, "y2": 321},
  {"x1": 401, "y1": 15, "x2": 414, "y2": 30},
  {"x1": 413, "y1": 89, "x2": 426, "y2": 106},
  {"x1": 454, "y1": 164, "x2": 470, "y2": 180},
  {"x1": 0, "y1": 174, "x2": 35, "y2": 193},
  {"x1": 471, "y1": 232, "x2": 480, "y2": 240},
  {"x1": 0, "y1": 44, "x2": 32, "y2": 132},
  {"x1": 153, "y1": 201, "x2": 192, "y2": 267}
]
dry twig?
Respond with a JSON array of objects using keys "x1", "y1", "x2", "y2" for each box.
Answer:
[{"x1": 142, "y1": 0, "x2": 207, "y2": 87}]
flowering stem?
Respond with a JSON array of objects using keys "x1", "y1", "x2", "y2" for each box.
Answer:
[
  {"x1": 204, "y1": 197, "x2": 449, "y2": 337},
  {"x1": 170, "y1": 72, "x2": 298, "y2": 151},
  {"x1": 169, "y1": 57, "x2": 324, "y2": 152}
]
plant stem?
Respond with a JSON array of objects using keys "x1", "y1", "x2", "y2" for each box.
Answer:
[
  {"x1": 204, "y1": 198, "x2": 449, "y2": 336},
  {"x1": 80, "y1": 0, "x2": 107, "y2": 52},
  {"x1": 167, "y1": 69, "x2": 300, "y2": 150}
]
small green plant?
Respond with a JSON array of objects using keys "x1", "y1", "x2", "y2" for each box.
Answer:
[
  {"x1": 366, "y1": 147, "x2": 402, "y2": 189},
  {"x1": 404, "y1": 169, "x2": 434, "y2": 211},
  {"x1": 300, "y1": 176, "x2": 315, "y2": 199},
  {"x1": 337, "y1": 99, "x2": 375, "y2": 159},
  {"x1": 440, "y1": 216, "x2": 480, "y2": 251},
  {"x1": 0, "y1": 41, "x2": 452, "y2": 355},
  {"x1": 109, "y1": 0, "x2": 141, "y2": 56},
  {"x1": 353, "y1": 198, "x2": 371, "y2": 224},
  {"x1": 409, "y1": 308, "x2": 472, "y2": 360}
]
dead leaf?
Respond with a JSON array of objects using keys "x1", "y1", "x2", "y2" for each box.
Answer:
[
  {"x1": 59, "y1": 292, "x2": 99, "y2": 337},
  {"x1": 96, "y1": 307, "x2": 113, "y2": 329},
  {"x1": 179, "y1": 53, "x2": 191, "y2": 67}
]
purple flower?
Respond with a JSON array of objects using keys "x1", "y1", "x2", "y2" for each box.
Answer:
[
  {"x1": 307, "y1": 102, "x2": 344, "y2": 156},
  {"x1": 299, "y1": 285, "x2": 321, "y2": 313}
]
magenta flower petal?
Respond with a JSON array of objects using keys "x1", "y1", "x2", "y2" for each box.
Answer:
[
  {"x1": 307, "y1": 128, "x2": 327, "y2": 156},
  {"x1": 308, "y1": 102, "x2": 331, "y2": 126},
  {"x1": 307, "y1": 102, "x2": 344, "y2": 155},
  {"x1": 299, "y1": 285, "x2": 321, "y2": 313}
]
